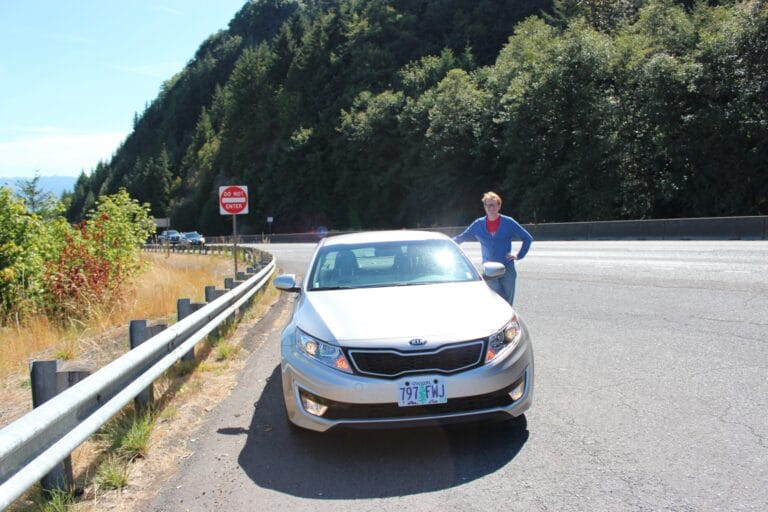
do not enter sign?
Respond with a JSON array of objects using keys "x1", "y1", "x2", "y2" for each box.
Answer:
[{"x1": 219, "y1": 185, "x2": 249, "y2": 215}]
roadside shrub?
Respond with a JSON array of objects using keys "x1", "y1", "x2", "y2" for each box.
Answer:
[
  {"x1": 83, "y1": 189, "x2": 156, "y2": 278},
  {"x1": 1, "y1": 187, "x2": 154, "y2": 325},
  {"x1": 0, "y1": 188, "x2": 68, "y2": 321},
  {"x1": 43, "y1": 226, "x2": 115, "y2": 320},
  {"x1": 42, "y1": 189, "x2": 154, "y2": 322}
]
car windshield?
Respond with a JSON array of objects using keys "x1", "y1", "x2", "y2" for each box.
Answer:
[{"x1": 307, "y1": 239, "x2": 480, "y2": 290}]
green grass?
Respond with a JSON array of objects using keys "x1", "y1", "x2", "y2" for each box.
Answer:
[
  {"x1": 174, "y1": 360, "x2": 197, "y2": 377},
  {"x1": 118, "y1": 413, "x2": 153, "y2": 460},
  {"x1": 27, "y1": 487, "x2": 74, "y2": 512},
  {"x1": 98, "y1": 410, "x2": 153, "y2": 461},
  {"x1": 52, "y1": 347, "x2": 75, "y2": 361},
  {"x1": 215, "y1": 341, "x2": 240, "y2": 361},
  {"x1": 95, "y1": 456, "x2": 130, "y2": 490},
  {"x1": 158, "y1": 405, "x2": 178, "y2": 422}
]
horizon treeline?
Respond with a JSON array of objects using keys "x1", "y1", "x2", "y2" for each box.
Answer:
[{"x1": 63, "y1": 0, "x2": 767, "y2": 235}]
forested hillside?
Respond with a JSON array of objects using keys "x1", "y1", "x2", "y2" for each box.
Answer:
[{"x1": 65, "y1": 0, "x2": 768, "y2": 235}]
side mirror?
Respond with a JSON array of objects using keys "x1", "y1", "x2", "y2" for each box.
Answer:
[
  {"x1": 482, "y1": 262, "x2": 506, "y2": 280},
  {"x1": 274, "y1": 274, "x2": 301, "y2": 292}
]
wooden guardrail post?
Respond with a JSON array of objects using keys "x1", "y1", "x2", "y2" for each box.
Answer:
[
  {"x1": 241, "y1": 268, "x2": 258, "y2": 308},
  {"x1": 30, "y1": 360, "x2": 91, "y2": 492},
  {"x1": 203, "y1": 286, "x2": 228, "y2": 339},
  {"x1": 177, "y1": 299, "x2": 205, "y2": 363},
  {"x1": 204, "y1": 285, "x2": 226, "y2": 302},
  {"x1": 204, "y1": 285, "x2": 214, "y2": 302},
  {"x1": 128, "y1": 320, "x2": 166, "y2": 411}
]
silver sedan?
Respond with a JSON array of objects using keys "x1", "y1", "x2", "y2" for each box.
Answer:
[{"x1": 274, "y1": 230, "x2": 534, "y2": 432}]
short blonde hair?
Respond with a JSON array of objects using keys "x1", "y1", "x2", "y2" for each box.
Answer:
[{"x1": 482, "y1": 191, "x2": 502, "y2": 207}]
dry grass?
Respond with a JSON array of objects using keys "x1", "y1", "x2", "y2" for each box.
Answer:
[
  {"x1": 0, "y1": 252, "x2": 232, "y2": 391},
  {"x1": 2, "y1": 250, "x2": 280, "y2": 512},
  {"x1": 0, "y1": 315, "x2": 64, "y2": 376}
]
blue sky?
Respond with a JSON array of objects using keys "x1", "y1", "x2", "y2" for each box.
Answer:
[{"x1": 0, "y1": 0, "x2": 246, "y2": 178}]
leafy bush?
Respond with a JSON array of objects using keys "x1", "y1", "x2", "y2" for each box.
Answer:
[
  {"x1": 43, "y1": 226, "x2": 116, "y2": 320},
  {"x1": 0, "y1": 187, "x2": 154, "y2": 325},
  {"x1": 0, "y1": 188, "x2": 65, "y2": 319},
  {"x1": 43, "y1": 189, "x2": 154, "y2": 322}
]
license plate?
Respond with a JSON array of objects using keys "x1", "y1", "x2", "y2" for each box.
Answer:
[{"x1": 398, "y1": 378, "x2": 447, "y2": 407}]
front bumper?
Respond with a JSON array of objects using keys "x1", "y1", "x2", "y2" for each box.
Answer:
[{"x1": 280, "y1": 329, "x2": 534, "y2": 432}]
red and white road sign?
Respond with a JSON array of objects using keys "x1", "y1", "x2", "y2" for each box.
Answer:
[{"x1": 219, "y1": 185, "x2": 249, "y2": 215}]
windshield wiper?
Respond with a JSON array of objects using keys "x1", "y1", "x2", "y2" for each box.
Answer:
[{"x1": 310, "y1": 286, "x2": 356, "y2": 291}]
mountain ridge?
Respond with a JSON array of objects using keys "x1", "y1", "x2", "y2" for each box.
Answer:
[{"x1": 1, "y1": 175, "x2": 78, "y2": 198}]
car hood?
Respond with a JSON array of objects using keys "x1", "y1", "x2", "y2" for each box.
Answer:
[{"x1": 296, "y1": 281, "x2": 513, "y2": 347}]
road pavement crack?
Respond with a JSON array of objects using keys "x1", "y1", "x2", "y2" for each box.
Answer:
[{"x1": 716, "y1": 405, "x2": 768, "y2": 449}]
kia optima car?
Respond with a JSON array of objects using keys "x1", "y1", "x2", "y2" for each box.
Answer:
[{"x1": 274, "y1": 230, "x2": 533, "y2": 432}]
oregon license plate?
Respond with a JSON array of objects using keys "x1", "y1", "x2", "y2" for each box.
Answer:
[{"x1": 398, "y1": 378, "x2": 447, "y2": 407}]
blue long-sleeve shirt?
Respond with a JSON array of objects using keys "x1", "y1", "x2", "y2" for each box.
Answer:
[{"x1": 453, "y1": 215, "x2": 533, "y2": 265}]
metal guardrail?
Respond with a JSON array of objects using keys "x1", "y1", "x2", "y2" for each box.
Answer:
[
  {"x1": 0, "y1": 257, "x2": 276, "y2": 509},
  {"x1": 520, "y1": 215, "x2": 768, "y2": 240}
]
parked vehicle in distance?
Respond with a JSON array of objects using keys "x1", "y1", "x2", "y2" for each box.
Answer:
[
  {"x1": 181, "y1": 231, "x2": 205, "y2": 246},
  {"x1": 158, "y1": 229, "x2": 181, "y2": 244},
  {"x1": 274, "y1": 230, "x2": 534, "y2": 433}
]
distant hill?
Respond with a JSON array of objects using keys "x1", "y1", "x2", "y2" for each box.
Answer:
[
  {"x1": 1, "y1": 175, "x2": 78, "y2": 198},
  {"x1": 64, "y1": 0, "x2": 768, "y2": 233}
]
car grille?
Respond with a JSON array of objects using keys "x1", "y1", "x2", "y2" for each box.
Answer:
[
  {"x1": 318, "y1": 381, "x2": 518, "y2": 420},
  {"x1": 347, "y1": 339, "x2": 485, "y2": 378}
]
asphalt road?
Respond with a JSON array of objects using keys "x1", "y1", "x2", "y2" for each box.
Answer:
[{"x1": 149, "y1": 240, "x2": 768, "y2": 511}]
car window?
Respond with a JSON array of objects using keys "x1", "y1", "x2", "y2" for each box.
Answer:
[{"x1": 308, "y1": 240, "x2": 479, "y2": 290}]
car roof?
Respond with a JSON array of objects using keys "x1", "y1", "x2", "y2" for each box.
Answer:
[{"x1": 320, "y1": 230, "x2": 450, "y2": 248}]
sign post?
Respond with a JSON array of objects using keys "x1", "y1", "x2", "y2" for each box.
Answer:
[{"x1": 219, "y1": 185, "x2": 249, "y2": 275}]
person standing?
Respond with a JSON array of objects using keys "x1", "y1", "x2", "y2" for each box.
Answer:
[{"x1": 453, "y1": 191, "x2": 533, "y2": 306}]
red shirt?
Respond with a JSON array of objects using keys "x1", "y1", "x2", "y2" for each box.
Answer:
[{"x1": 486, "y1": 216, "x2": 501, "y2": 235}]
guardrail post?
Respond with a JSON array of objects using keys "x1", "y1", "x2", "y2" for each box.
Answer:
[
  {"x1": 129, "y1": 320, "x2": 166, "y2": 411},
  {"x1": 30, "y1": 360, "x2": 91, "y2": 492},
  {"x1": 204, "y1": 285, "x2": 215, "y2": 303},
  {"x1": 203, "y1": 286, "x2": 228, "y2": 339},
  {"x1": 177, "y1": 300, "x2": 194, "y2": 363},
  {"x1": 177, "y1": 299, "x2": 206, "y2": 363},
  {"x1": 206, "y1": 286, "x2": 226, "y2": 301},
  {"x1": 241, "y1": 268, "x2": 257, "y2": 308}
]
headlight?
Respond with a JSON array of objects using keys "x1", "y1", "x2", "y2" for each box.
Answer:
[
  {"x1": 296, "y1": 330, "x2": 352, "y2": 373},
  {"x1": 485, "y1": 316, "x2": 522, "y2": 362}
]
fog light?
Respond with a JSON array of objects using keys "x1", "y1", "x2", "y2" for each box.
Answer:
[
  {"x1": 300, "y1": 392, "x2": 328, "y2": 417},
  {"x1": 508, "y1": 381, "x2": 525, "y2": 401}
]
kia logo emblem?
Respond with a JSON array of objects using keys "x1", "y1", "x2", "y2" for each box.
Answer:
[{"x1": 409, "y1": 338, "x2": 427, "y2": 346}]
